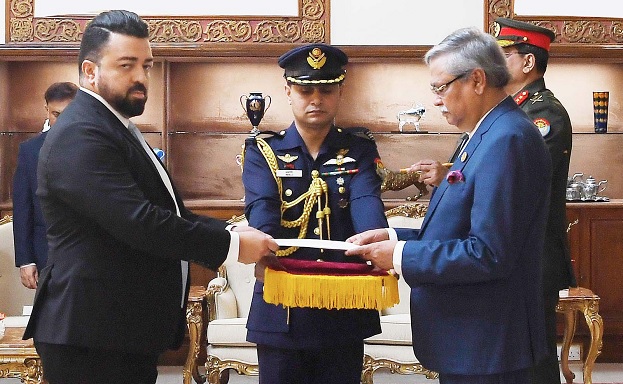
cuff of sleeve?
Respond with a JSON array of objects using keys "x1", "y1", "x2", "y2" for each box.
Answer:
[
  {"x1": 19, "y1": 263, "x2": 37, "y2": 268},
  {"x1": 387, "y1": 227, "x2": 398, "y2": 241},
  {"x1": 227, "y1": 230, "x2": 240, "y2": 262},
  {"x1": 226, "y1": 224, "x2": 237, "y2": 231},
  {"x1": 392, "y1": 241, "x2": 406, "y2": 276}
]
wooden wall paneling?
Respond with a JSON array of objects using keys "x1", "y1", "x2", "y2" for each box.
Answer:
[
  {"x1": 565, "y1": 202, "x2": 623, "y2": 362},
  {"x1": 0, "y1": 62, "x2": 8, "y2": 131},
  {"x1": 587, "y1": 208, "x2": 623, "y2": 334},
  {"x1": 569, "y1": 134, "x2": 623, "y2": 200},
  {"x1": 6, "y1": 61, "x2": 77, "y2": 132},
  {"x1": 168, "y1": 60, "x2": 289, "y2": 134},
  {"x1": 131, "y1": 62, "x2": 166, "y2": 134},
  {"x1": 0, "y1": 132, "x2": 35, "y2": 203},
  {"x1": 167, "y1": 133, "x2": 248, "y2": 200},
  {"x1": 565, "y1": 207, "x2": 582, "y2": 281}
]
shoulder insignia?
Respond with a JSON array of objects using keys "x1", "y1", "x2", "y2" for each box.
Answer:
[
  {"x1": 514, "y1": 90, "x2": 529, "y2": 106},
  {"x1": 533, "y1": 118, "x2": 551, "y2": 137},
  {"x1": 529, "y1": 93, "x2": 544, "y2": 104},
  {"x1": 245, "y1": 130, "x2": 281, "y2": 143},
  {"x1": 342, "y1": 126, "x2": 375, "y2": 142}
]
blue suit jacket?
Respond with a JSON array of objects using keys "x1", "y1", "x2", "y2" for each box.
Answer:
[
  {"x1": 243, "y1": 124, "x2": 387, "y2": 348},
  {"x1": 13, "y1": 131, "x2": 48, "y2": 270},
  {"x1": 395, "y1": 97, "x2": 551, "y2": 375}
]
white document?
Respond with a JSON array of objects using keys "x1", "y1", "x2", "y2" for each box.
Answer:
[{"x1": 275, "y1": 238, "x2": 358, "y2": 251}]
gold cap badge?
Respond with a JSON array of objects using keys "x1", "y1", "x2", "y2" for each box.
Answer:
[{"x1": 307, "y1": 48, "x2": 327, "y2": 70}]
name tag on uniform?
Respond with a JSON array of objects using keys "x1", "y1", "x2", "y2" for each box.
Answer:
[{"x1": 276, "y1": 169, "x2": 303, "y2": 178}]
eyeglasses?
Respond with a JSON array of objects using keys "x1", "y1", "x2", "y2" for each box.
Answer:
[{"x1": 430, "y1": 73, "x2": 467, "y2": 96}]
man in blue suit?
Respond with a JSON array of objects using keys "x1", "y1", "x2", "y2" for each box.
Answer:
[
  {"x1": 13, "y1": 81, "x2": 78, "y2": 289},
  {"x1": 346, "y1": 27, "x2": 551, "y2": 384}
]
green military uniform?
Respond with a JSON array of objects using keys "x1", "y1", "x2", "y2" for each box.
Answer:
[
  {"x1": 513, "y1": 78, "x2": 576, "y2": 292},
  {"x1": 496, "y1": 16, "x2": 578, "y2": 384}
]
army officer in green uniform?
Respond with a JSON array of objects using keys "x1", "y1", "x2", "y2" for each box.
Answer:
[{"x1": 495, "y1": 17, "x2": 577, "y2": 384}]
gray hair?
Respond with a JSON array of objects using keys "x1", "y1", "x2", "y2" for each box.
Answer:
[{"x1": 424, "y1": 27, "x2": 510, "y2": 88}]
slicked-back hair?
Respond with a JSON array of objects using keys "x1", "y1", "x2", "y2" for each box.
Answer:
[
  {"x1": 44, "y1": 82, "x2": 78, "y2": 104},
  {"x1": 424, "y1": 27, "x2": 510, "y2": 89},
  {"x1": 78, "y1": 10, "x2": 149, "y2": 75}
]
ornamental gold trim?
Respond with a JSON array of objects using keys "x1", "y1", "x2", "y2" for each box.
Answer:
[
  {"x1": 204, "y1": 21, "x2": 252, "y2": 43},
  {"x1": 206, "y1": 356, "x2": 258, "y2": 384},
  {"x1": 34, "y1": 19, "x2": 81, "y2": 42},
  {"x1": 148, "y1": 19, "x2": 203, "y2": 43},
  {"x1": 361, "y1": 354, "x2": 438, "y2": 384},
  {"x1": 0, "y1": 358, "x2": 43, "y2": 384},
  {"x1": 384, "y1": 203, "x2": 428, "y2": 219},
  {"x1": 8, "y1": 0, "x2": 328, "y2": 45}
]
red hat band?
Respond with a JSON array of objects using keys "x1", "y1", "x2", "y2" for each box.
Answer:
[{"x1": 499, "y1": 26, "x2": 552, "y2": 51}]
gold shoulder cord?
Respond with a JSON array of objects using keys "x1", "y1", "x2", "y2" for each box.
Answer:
[{"x1": 255, "y1": 138, "x2": 331, "y2": 256}]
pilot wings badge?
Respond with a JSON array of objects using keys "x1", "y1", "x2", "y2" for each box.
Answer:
[{"x1": 277, "y1": 154, "x2": 298, "y2": 163}]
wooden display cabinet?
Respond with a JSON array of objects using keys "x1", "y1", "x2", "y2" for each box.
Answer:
[{"x1": 566, "y1": 201, "x2": 623, "y2": 362}]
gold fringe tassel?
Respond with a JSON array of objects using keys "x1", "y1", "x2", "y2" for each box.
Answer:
[{"x1": 263, "y1": 269, "x2": 399, "y2": 310}]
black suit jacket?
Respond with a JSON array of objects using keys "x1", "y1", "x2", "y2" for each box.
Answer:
[{"x1": 24, "y1": 90, "x2": 230, "y2": 354}]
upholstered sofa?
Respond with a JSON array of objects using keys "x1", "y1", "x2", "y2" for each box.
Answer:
[
  {"x1": 204, "y1": 236, "x2": 259, "y2": 384},
  {"x1": 203, "y1": 205, "x2": 437, "y2": 384},
  {"x1": 0, "y1": 216, "x2": 36, "y2": 317}
]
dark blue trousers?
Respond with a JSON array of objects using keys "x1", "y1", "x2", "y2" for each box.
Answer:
[
  {"x1": 257, "y1": 342, "x2": 364, "y2": 384},
  {"x1": 439, "y1": 367, "x2": 532, "y2": 384}
]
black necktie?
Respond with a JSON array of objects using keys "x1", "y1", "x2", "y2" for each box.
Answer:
[{"x1": 448, "y1": 132, "x2": 469, "y2": 163}]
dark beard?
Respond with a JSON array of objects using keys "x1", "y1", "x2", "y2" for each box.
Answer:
[
  {"x1": 103, "y1": 83, "x2": 148, "y2": 118},
  {"x1": 115, "y1": 95, "x2": 146, "y2": 118}
]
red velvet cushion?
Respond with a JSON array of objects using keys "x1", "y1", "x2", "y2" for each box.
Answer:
[{"x1": 277, "y1": 258, "x2": 387, "y2": 276}]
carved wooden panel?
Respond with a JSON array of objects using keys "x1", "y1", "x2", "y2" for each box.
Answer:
[
  {"x1": 486, "y1": 0, "x2": 623, "y2": 46},
  {"x1": 7, "y1": 0, "x2": 328, "y2": 45}
]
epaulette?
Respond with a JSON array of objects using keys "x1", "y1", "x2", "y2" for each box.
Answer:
[
  {"x1": 514, "y1": 90, "x2": 530, "y2": 106},
  {"x1": 244, "y1": 130, "x2": 283, "y2": 145},
  {"x1": 341, "y1": 126, "x2": 375, "y2": 142}
]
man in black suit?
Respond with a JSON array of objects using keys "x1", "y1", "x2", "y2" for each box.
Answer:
[
  {"x1": 23, "y1": 10, "x2": 278, "y2": 384},
  {"x1": 13, "y1": 81, "x2": 78, "y2": 289}
]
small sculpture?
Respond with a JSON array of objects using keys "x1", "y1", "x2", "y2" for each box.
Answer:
[
  {"x1": 375, "y1": 160, "x2": 429, "y2": 201},
  {"x1": 397, "y1": 105, "x2": 426, "y2": 133}
]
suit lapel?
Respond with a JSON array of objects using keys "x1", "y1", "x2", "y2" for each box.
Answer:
[
  {"x1": 418, "y1": 97, "x2": 516, "y2": 236},
  {"x1": 84, "y1": 92, "x2": 180, "y2": 209}
]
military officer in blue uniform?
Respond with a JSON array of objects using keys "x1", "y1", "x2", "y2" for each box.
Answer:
[
  {"x1": 495, "y1": 17, "x2": 577, "y2": 384},
  {"x1": 242, "y1": 43, "x2": 388, "y2": 384}
]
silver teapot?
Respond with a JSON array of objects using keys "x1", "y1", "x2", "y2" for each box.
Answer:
[
  {"x1": 582, "y1": 175, "x2": 608, "y2": 200},
  {"x1": 566, "y1": 173, "x2": 584, "y2": 200}
]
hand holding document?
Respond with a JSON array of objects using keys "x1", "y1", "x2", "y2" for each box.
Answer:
[{"x1": 275, "y1": 238, "x2": 358, "y2": 251}]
